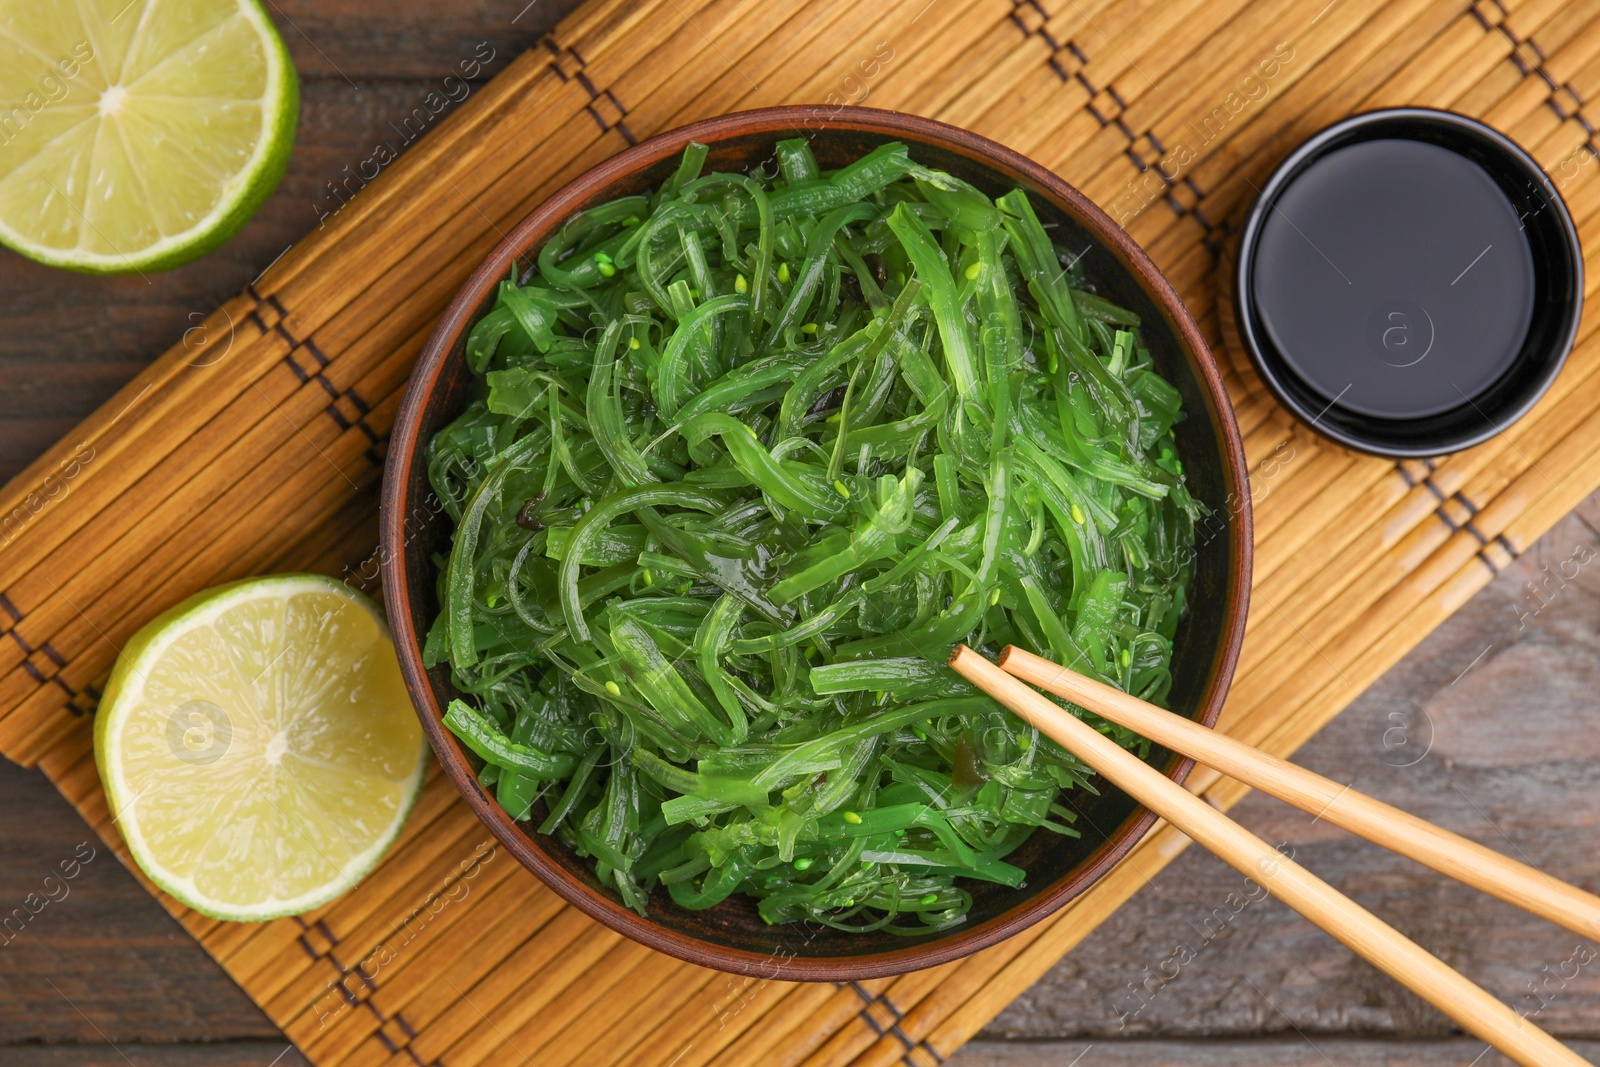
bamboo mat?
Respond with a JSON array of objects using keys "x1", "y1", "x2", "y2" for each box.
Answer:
[{"x1": 4, "y1": 0, "x2": 1600, "y2": 1062}]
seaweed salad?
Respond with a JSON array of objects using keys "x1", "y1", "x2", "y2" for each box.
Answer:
[{"x1": 424, "y1": 138, "x2": 1201, "y2": 933}]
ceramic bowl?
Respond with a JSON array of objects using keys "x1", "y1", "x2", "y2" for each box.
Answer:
[{"x1": 382, "y1": 105, "x2": 1252, "y2": 979}]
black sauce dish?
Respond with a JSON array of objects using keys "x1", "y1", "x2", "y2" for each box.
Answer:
[{"x1": 1232, "y1": 107, "x2": 1582, "y2": 458}]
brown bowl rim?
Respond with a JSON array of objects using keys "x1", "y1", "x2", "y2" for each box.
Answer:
[{"x1": 381, "y1": 104, "x2": 1253, "y2": 981}]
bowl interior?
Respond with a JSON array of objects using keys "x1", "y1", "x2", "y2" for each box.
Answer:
[
  {"x1": 1234, "y1": 108, "x2": 1582, "y2": 458},
  {"x1": 387, "y1": 111, "x2": 1250, "y2": 978}
]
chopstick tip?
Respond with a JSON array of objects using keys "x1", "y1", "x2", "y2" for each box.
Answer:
[
  {"x1": 997, "y1": 645, "x2": 1017, "y2": 668},
  {"x1": 947, "y1": 643, "x2": 969, "y2": 668}
]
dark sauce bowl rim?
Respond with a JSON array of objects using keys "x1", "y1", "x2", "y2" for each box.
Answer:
[{"x1": 1232, "y1": 106, "x2": 1583, "y2": 459}]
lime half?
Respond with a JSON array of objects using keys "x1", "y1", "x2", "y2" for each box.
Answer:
[
  {"x1": 95, "y1": 576, "x2": 426, "y2": 922},
  {"x1": 0, "y1": 0, "x2": 297, "y2": 274}
]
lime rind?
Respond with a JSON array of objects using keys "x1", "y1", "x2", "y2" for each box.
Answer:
[{"x1": 95, "y1": 575, "x2": 426, "y2": 922}]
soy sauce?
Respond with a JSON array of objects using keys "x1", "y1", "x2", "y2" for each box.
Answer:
[{"x1": 1251, "y1": 138, "x2": 1535, "y2": 420}]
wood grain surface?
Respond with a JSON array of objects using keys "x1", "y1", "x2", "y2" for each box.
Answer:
[{"x1": 5, "y1": 1, "x2": 1600, "y2": 1064}]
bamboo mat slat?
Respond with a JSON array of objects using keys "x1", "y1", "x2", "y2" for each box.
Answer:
[{"x1": 5, "y1": 0, "x2": 1600, "y2": 1063}]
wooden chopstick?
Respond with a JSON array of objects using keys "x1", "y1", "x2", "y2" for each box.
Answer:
[
  {"x1": 998, "y1": 643, "x2": 1600, "y2": 942},
  {"x1": 948, "y1": 645, "x2": 1590, "y2": 1067}
]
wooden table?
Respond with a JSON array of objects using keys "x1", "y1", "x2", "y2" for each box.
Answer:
[{"x1": 5, "y1": 2, "x2": 1600, "y2": 1065}]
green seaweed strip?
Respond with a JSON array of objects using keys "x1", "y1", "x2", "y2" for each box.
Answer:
[{"x1": 426, "y1": 141, "x2": 1200, "y2": 927}]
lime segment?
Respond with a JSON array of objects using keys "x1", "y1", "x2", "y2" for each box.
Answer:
[
  {"x1": 95, "y1": 576, "x2": 427, "y2": 922},
  {"x1": 0, "y1": 0, "x2": 297, "y2": 273}
]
